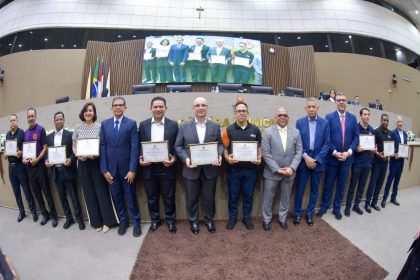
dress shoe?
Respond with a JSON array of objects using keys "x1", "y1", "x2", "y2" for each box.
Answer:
[
  {"x1": 315, "y1": 209, "x2": 326, "y2": 218},
  {"x1": 78, "y1": 220, "x2": 86, "y2": 230},
  {"x1": 242, "y1": 218, "x2": 254, "y2": 230},
  {"x1": 51, "y1": 217, "x2": 58, "y2": 228},
  {"x1": 371, "y1": 204, "x2": 381, "y2": 211},
  {"x1": 133, "y1": 225, "x2": 142, "y2": 237},
  {"x1": 40, "y1": 215, "x2": 50, "y2": 226},
  {"x1": 96, "y1": 227, "x2": 103, "y2": 232},
  {"x1": 226, "y1": 219, "x2": 237, "y2": 230},
  {"x1": 63, "y1": 219, "x2": 75, "y2": 229},
  {"x1": 333, "y1": 211, "x2": 342, "y2": 220},
  {"x1": 205, "y1": 222, "x2": 216, "y2": 233},
  {"x1": 352, "y1": 207, "x2": 363, "y2": 215},
  {"x1": 364, "y1": 205, "x2": 372, "y2": 213},
  {"x1": 391, "y1": 199, "x2": 400, "y2": 206},
  {"x1": 306, "y1": 216, "x2": 314, "y2": 226},
  {"x1": 381, "y1": 201, "x2": 386, "y2": 208},
  {"x1": 148, "y1": 221, "x2": 162, "y2": 233},
  {"x1": 278, "y1": 221, "x2": 288, "y2": 230},
  {"x1": 293, "y1": 216, "x2": 301, "y2": 226},
  {"x1": 191, "y1": 223, "x2": 199, "y2": 235},
  {"x1": 102, "y1": 225, "x2": 110, "y2": 233},
  {"x1": 17, "y1": 213, "x2": 26, "y2": 223},
  {"x1": 344, "y1": 208, "x2": 351, "y2": 217},
  {"x1": 32, "y1": 213, "x2": 38, "y2": 222},
  {"x1": 262, "y1": 222, "x2": 271, "y2": 232},
  {"x1": 118, "y1": 222, "x2": 129, "y2": 236},
  {"x1": 167, "y1": 223, "x2": 177, "y2": 234}
]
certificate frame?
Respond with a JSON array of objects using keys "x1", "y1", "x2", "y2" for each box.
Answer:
[
  {"x1": 22, "y1": 141, "x2": 37, "y2": 160},
  {"x1": 141, "y1": 141, "x2": 169, "y2": 163},
  {"x1": 232, "y1": 141, "x2": 258, "y2": 162},
  {"x1": 210, "y1": 55, "x2": 226, "y2": 64},
  {"x1": 76, "y1": 138, "x2": 100, "y2": 157},
  {"x1": 143, "y1": 53, "x2": 153, "y2": 60},
  {"x1": 188, "y1": 52, "x2": 202, "y2": 61},
  {"x1": 4, "y1": 140, "x2": 18, "y2": 156},
  {"x1": 383, "y1": 141, "x2": 395, "y2": 157},
  {"x1": 48, "y1": 146, "x2": 67, "y2": 165},
  {"x1": 156, "y1": 50, "x2": 169, "y2": 58},
  {"x1": 398, "y1": 144, "x2": 409, "y2": 158},
  {"x1": 189, "y1": 142, "x2": 219, "y2": 166},
  {"x1": 359, "y1": 135, "x2": 375, "y2": 151},
  {"x1": 234, "y1": 56, "x2": 250, "y2": 67}
]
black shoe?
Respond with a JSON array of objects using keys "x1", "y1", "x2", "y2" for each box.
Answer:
[
  {"x1": 381, "y1": 201, "x2": 386, "y2": 208},
  {"x1": 333, "y1": 211, "x2": 342, "y2": 220},
  {"x1": 77, "y1": 219, "x2": 86, "y2": 230},
  {"x1": 191, "y1": 223, "x2": 199, "y2": 235},
  {"x1": 371, "y1": 204, "x2": 381, "y2": 211},
  {"x1": 293, "y1": 216, "x2": 301, "y2": 226},
  {"x1": 63, "y1": 219, "x2": 74, "y2": 229},
  {"x1": 391, "y1": 199, "x2": 400, "y2": 206},
  {"x1": 306, "y1": 216, "x2": 314, "y2": 226},
  {"x1": 226, "y1": 219, "x2": 237, "y2": 230},
  {"x1": 32, "y1": 213, "x2": 38, "y2": 222},
  {"x1": 364, "y1": 205, "x2": 372, "y2": 213},
  {"x1": 167, "y1": 222, "x2": 177, "y2": 234},
  {"x1": 148, "y1": 221, "x2": 162, "y2": 233},
  {"x1": 17, "y1": 213, "x2": 26, "y2": 223},
  {"x1": 205, "y1": 222, "x2": 216, "y2": 233},
  {"x1": 40, "y1": 215, "x2": 50, "y2": 226},
  {"x1": 118, "y1": 222, "x2": 129, "y2": 236},
  {"x1": 51, "y1": 217, "x2": 58, "y2": 228},
  {"x1": 352, "y1": 207, "x2": 363, "y2": 215},
  {"x1": 242, "y1": 219, "x2": 254, "y2": 230},
  {"x1": 278, "y1": 221, "x2": 288, "y2": 230},
  {"x1": 344, "y1": 208, "x2": 351, "y2": 217},
  {"x1": 262, "y1": 222, "x2": 271, "y2": 231},
  {"x1": 315, "y1": 210, "x2": 326, "y2": 218},
  {"x1": 133, "y1": 225, "x2": 142, "y2": 237}
]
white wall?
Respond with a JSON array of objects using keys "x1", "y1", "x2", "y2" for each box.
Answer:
[{"x1": 0, "y1": 0, "x2": 419, "y2": 54}]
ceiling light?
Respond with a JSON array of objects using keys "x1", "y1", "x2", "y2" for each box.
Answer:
[
  {"x1": 416, "y1": 10, "x2": 419, "y2": 14},
  {"x1": 61, "y1": 44, "x2": 64, "y2": 47},
  {"x1": 345, "y1": 40, "x2": 349, "y2": 43},
  {"x1": 117, "y1": 35, "x2": 122, "y2": 38},
  {"x1": 297, "y1": 36, "x2": 301, "y2": 40},
  {"x1": 369, "y1": 47, "x2": 373, "y2": 50},
  {"x1": 73, "y1": 44, "x2": 77, "y2": 48},
  {"x1": 44, "y1": 38, "x2": 48, "y2": 41},
  {"x1": 325, "y1": 45, "x2": 328, "y2": 48},
  {"x1": 18, "y1": 44, "x2": 22, "y2": 47},
  {"x1": 277, "y1": 36, "x2": 281, "y2": 39},
  {"x1": 132, "y1": 35, "x2": 136, "y2": 38},
  {"x1": 348, "y1": 35, "x2": 352, "y2": 39}
]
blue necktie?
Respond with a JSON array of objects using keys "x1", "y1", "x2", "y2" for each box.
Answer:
[{"x1": 114, "y1": 120, "x2": 119, "y2": 135}]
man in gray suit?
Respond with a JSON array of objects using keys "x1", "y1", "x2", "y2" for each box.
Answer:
[
  {"x1": 175, "y1": 97, "x2": 224, "y2": 235},
  {"x1": 262, "y1": 107, "x2": 303, "y2": 231}
]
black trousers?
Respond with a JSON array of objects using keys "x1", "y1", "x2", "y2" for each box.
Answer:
[
  {"x1": 27, "y1": 163, "x2": 57, "y2": 218},
  {"x1": 54, "y1": 168, "x2": 82, "y2": 221}
]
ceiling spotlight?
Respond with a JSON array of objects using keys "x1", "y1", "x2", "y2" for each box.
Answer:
[
  {"x1": 18, "y1": 44, "x2": 22, "y2": 47},
  {"x1": 44, "y1": 38, "x2": 48, "y2": 41},
  {"x1": 416, "y1": 10, "x2": 419, "y2": 14},
  {"x1": 61, "y1": 44, "x2": 64, "y2": 47},
  {"x1": 8, "y1": 43, "x2": 11, "y2": 46},
  {"x1": 325, "y1": 44, "x2": 329, "y2": 48},
  {"x1": 117, "y1": 35, "x2": 122, "y2": 38},
  {"x1": 348, "y1": 35, "x2": 352, "y2": 39},
  {"x1": 345, "y1": 40, "x2": 349, "y2": 43},
  {"x1": 277, "y1": 36, "x2": 281, "y2": 39},
  {"x1": 29, "y1": 31, "x2": 33, "y2": 34},
  {"x1": 297, "y1": 36, "x2": 301, "y2": 40},
  {"x1": 369, "y1": 47, "x2": 373, "y2": 50},
  {"x1": 132, "y1": 35, "x2": 137, "y2": 38},
  {"x1": 73, "y1": 44, "x2": 77, "y2": 48}
]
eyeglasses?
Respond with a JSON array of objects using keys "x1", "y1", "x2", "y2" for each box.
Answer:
[
  {"x1": 235, "y1": 110, "x2": 247, "y2": 113},
  {"x1": 336, "y1": 99, "x2": 346, "y2": 103},
  {"x1": 277, "y1": 114, "x2": 288, "y2": 118},
  {"x1": 112, "y1": 104, "x2": 125, "y2": 108}
]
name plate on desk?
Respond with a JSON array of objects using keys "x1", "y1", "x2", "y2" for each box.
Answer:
[
  {"x1": 359, "y1": 135, "x2": 375, "y2": 151},
  {"x1": 383, "y1": 141, "x2": 395, "y2": 157},
  {"x1": 48, "y1": 146, "x2": 66, "y2": 165},
  {"x1": 232, "y1": 141, "x2": 258, "y2": 161},
  {"x1": 398, "y1": 144, "x2": 409, "y2": 158},
  {"x1": 22, "y1": 141, "x2": 37, "y2": 159},
  {"x1": 4, "y1": 140, "x2": 17, "y2": 156},
  {"x1": 210, "y1": 55, "x2": 226, "y2": 64},
  {"x1": 189, "y1": 142, "x2": 219, "y2": 166},
  {"x1": 141, "y1": 141, "x2": 169, "y2": 162},
  {"x1": 76, "y1": 139, "x2": 99, "y2": 157}
]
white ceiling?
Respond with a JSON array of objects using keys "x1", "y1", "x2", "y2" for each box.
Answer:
[{"x1": 386, "y1": 0, "x2": 420, "y2": 30}]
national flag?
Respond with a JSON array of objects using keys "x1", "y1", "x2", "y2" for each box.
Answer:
[
  {"x1": 105, "y1": 68, "x2": 111, "y2": 97},
  {"x1": 91, "y1": 58, "x2": 99, "y2": 98},
  {"x1": 97, "y1": 60, "x2": 104, "y2": 98},
  {"x1": 85, "y1": 66, "x2": 91, "y2": 99}
]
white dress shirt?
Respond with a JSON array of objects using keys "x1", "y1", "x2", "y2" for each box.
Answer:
[
  {"x1": 54, "y1": 128, "x2": 64, "y2": 146},
  {"x1": 195, "y1": 118, "x2": 207, "y2": 144},
  {"x1": 151, "y1": 117, "x2": 165, "y2": 142}
]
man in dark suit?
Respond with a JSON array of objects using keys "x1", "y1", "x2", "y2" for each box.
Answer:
[
  {"x1": 100, "y1": 97, "x2": 141, "y2": 237},
  {"x1": 382, "y1": 115, "x2": 407, "y2": 207},
  {"x1": 45, "y1": 112, "x2": 85, "y2": 230},
  {"x1": 187, "y1": 37, "x2": 209, "y2": 82},
  {"x1": 168, "y1": 36, "x2": 189, "y2": 82},
  {"x1": 206, "y1": 39, "x2": 232, "y2": 83},
  {"x1": 374, "y1": 98, "x2": 383, "y2": 110},
  {"x1": 174, "y1": 97, "x2": 224, "y2": 234},
  {"x1": 143, "y1": 41, "x2": 157, "y2": 83},
  {"x1": 294, "y1": 98, "x2": 330, "y2": 226},
  {"x1": 317, "y1": 93, "x2": 359, "y2": 220},
  {"x1": 139, "y1": 96, "x2": 178, "y2": 234}
]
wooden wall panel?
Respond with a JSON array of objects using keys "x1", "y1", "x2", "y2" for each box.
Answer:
[
  {"x1": 288, "y1": 45, "x2": 317, "y2": 97},
  {"x1": 261, "y1": 43, "x2": 290, "y2": 94}
]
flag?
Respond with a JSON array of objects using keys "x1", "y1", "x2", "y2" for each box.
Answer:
[
  {"x1": 97, "y1": 60, "x2": 104, "y2": 98},
  {"x1": 91, "y1": 58, "x2": 99, "y2": 98},
  {"x1": 85, "y1": 66, "x2": 91, "y2": 100},
  {"x1": 105, "y1": 68, "x2": 111, "y2": 97}
]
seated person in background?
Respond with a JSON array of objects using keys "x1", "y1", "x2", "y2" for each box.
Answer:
[
  {"x1": 351, "y1": 96, "x2": 360, "y2": 106},
  {"x1": 329, "y1": 90, "x2": 336, "y2": 102},
  {"x1": 374, "y1": 98, "x2": 383, "y2": 110}
]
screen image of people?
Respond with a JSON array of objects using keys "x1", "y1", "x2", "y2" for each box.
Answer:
[{"x1": 141, "y1": 35, "x2": 263, "y2": 85}]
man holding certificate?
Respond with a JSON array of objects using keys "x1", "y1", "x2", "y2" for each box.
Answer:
[
  {"x1": 222, "y1": 101, "x2": 261, "y2": 230},
  {"x1": 365, "y1": 114, "x2": 393, "y2": 213},
  {"x1": 344, "y1": 108, "x2": 374, "y2": 216},
  {"x1": 139, "y1": 97, "x2": 179, "y2": 234},
  {"x1": 206, "y1": 39, "x2": 232, "y2": 83},
  {"x1": 45, "y1": 112, "x2": 85, "y2": 230},
  {"x1": 5, "y1": 114, "x2": 37, "y2": 223},
  {"x1": 142, "y1": 41, "x2": 157, "y2": 83},
  {"x1": 23, "y1": 108, "x2": 58, "y2": 227},
  {"x1": 232, "y1": 42, "x2": 254, "y2": 84},
  {"x1": 175, "y1": 97, "x2": 224, "y2": 234},
  {"x1": 187, "y1": 37, "x2": 209, "y2": 82},
  {"x1": 382, "y1": 115, "x2": 408, "y2": 207}
]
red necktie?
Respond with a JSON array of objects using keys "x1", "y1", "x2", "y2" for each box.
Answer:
[{"x1": 340, "y1": 114, "x2": 345, "y2": 148}]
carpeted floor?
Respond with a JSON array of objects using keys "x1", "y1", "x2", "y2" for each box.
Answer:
[{"x1": 130, "y1": 217, "x2": 388, "y2": 280}]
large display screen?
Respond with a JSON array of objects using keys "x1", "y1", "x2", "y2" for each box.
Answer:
[{"x1": 142, "y1": 35, "x2": 262, "y2": 85}]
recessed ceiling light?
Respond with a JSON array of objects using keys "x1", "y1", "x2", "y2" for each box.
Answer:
[
  {"x1": 61, "y1": 44, "x2": 64, "y2": 47},
  {"x1": 44, "y1": 38, "x2": 48, "y2": 41},
  {"x1": 348, "y1": 35, "x2": 352, "y2": 39},
  {"x1": 277, "y1": 36, "x2": 281, "y2": 39},
  {"x1": 369, "y1": 47, "x2": 373, "y2": 50},
  {"x1": 345, "y1": 40, "x2": 349, "y2": 43},
  {"x1": 117, "y1": 35, "x2": 122, "y2": 38},
  {"x1": 416, "y1": 10, "x2": 419, "y2": 14},
  {"x1": 18, "y1": 44, "x2": 22, "y2": 47},
  {"x1": 297, "y1": 36, "x2": 301, "y2": 40},
  {"x1": 73, "y1": 44, "x2": 77, "y2": 48},
  {"x1": 325, "y1": 44, "x2": 329, "y2": 48},
  {"x1": 132, "y1": 35, "x2": 136, "y2": 38}
]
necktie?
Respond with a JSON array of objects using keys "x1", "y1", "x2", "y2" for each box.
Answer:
[
  {"x1": 114, "y1": 120, "x2": 119, "y2": 134},
  {"x1": 340, "y1": 114, "x2": 345, "y2": 148},
  {"x1": 281, "y1": 128, "x2": 287, "y2": 151}
]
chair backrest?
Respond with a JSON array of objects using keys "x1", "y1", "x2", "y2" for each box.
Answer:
[
  {"x1": 217, "y1": 83, "x2": 243, "y2": 93},
  {"x1": 250, "y1": 86, "x2": 273, "y2": 95},
  {"x1": 284, "y1": 87, "x2": 304, "y2": 97},
  {"x1": 166, "y1": 84, "x2": 192, "y2": 93},
  {"x1": 319, "y1": 92, "x2": 330, "y2": 100},
  {"x1": 101, "y1": 89, "x2": 109, "y2": 97},
  {"x1": 368, "y1": 102, "x2": 376, "y2": 108},
  {"x1": 132, "y1": 84, "x2": 156, "y2": 94},
  {"x1": 56, "y1": 96, "x2": 70, "y2": 104}
]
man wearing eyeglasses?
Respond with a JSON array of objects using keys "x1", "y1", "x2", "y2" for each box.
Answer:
[
  {"x1": 261, "y1": 107, "x2": 302, "y2": 231},
  {"x1": 317, "y1": 93, "x2": 359, "y2": 220}
]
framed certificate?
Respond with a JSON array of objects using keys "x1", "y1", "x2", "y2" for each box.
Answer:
[
  {"x1": 398, "y1": 144, "x2": 409, "y2": 158},
  {"x1": 48, "y1": 146, "x2": 66, "y2": 165},
  {"x1": 141, "y1": 141, "x2": 169, "y2": 162},
  {"x1": 143, "y1": 53, "x2": 153, "y2": 60},
  {"x1": 189, "y1": 142, "x2": 219, "y2": 166},
  {"x1": 232, "y1": 141, "x2": 258, "y2": 161},
  {"x1": 188, "y1": 52, "x2": 201, "y2": 61},
  {"x1": 4, "y1": 140, "x2": 18, "y2": 156},
  {"x1": 210, "y1": 55, "x2": 226, "y2": 64},
  {"x1": 76, "y1": 138, "x2": 100, "y2": 157},
  {"x1": 22, "y1": 141, "x2": 37, "y2": 159},
  {"x1": 383, "y1": 141, "x2": 395, "y2": 157},
  {"x1": 234, "y1": 56, "x2": 250, "y2": 67},
  {"x1": 359, "y1": 135, "x2": 375, "y2": 150},
  {"x1": 156, "y1": 50, "x2": 169, "y2": 58}
]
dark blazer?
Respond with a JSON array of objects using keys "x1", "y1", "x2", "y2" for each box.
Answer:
[
  {"x1": 174, "y1": 119, "x2": 224, "y2": 180},
  {"x1": 206, "y1": 47, "x2": 232, "y2": 64},
  {"x1": 391, "y1": 129, "x2": 408, "y2": 162},
  {"x1": 168, "y1": 44, "x2": 189, "y2": 64},
  {"x1": 325, "y1": 111, "x2": 359, "y2": 166},
  {"x1": 189, "y1": 45, "x2": 210, "y2": 61},
  {"x1": 138, "y1": 117, "x2": 179, "y2": 179},
  {"x1": 46, "y1": 129, "x2": 77, "y2": 180},
  {"x1": 296, "y1": 115, "x2": 330, "y2": 172},
  {"x1": 100, "y1": 116, "x2": 139, "y2": 177}
]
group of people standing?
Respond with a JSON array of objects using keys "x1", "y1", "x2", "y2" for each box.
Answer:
[{"x1": 5, "y1": 93, "x2": 407, "y2": 236}]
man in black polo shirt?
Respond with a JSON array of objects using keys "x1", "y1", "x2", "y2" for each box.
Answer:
[
  {"x1": 5, "y1": 114, "x2": 37, "y2": 222},
  {"x1": 222, "y1": 101, "x2": 262, "y2": 230}
]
